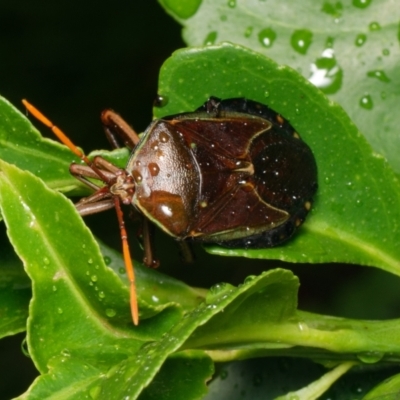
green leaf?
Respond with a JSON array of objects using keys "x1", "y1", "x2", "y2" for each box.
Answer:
[
  {"x1": 0, "y1": 159, "x2": 210, "y2": 398},
  {"x1": 362, "y1": 372, "x2": 400, "y2": 400},
  {"x1": 153, "y1": 43, "x2": 400, "y2": 276},
  {"x1": 0, "y1": 96, "x2": 85, "y2": 196},
  {"x1": 0, "y1": 230, "x2": 31, "y2": 338},
  {"x1": 159, "y1": 0, "x2": 400, "y2": 175}
]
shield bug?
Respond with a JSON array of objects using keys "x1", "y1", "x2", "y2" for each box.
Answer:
[{"x1": 22, "y1": 96, "x2": 317, "y2": 325}]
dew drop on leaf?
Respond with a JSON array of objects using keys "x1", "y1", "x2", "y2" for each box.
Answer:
[
  {"x1": 357, "y1": 351, "x2": 384, "y2": 363},
  {"x1": 153, "y1": 94, "x2": 169, "y2": 108},
  {"x1": 91, "y1": 275, "x2": 98, "y2": 282},
  {"x1": 352, "y1": 0, "x2": 372, "y2": 8},
  {"x1": 244, "y1": 26, "x2": 253, "y2": 38},
  {"x1": 106, "y1": 308, "x2": 117, "y2": 318},
  {"x1": 369, "y1": 21, "x2": 381, "y2": 31},
  {"x1": 103, "y1": 256, "x2": 111, "y2": 265},
  {"x1": 359, "y1": 94, "x2": 374, "y2": 109},
  {"x1": 206, "y1": 282, "x2": 235, "y2": 304},
  {"x1": 244, "y1": 275, "x2": 256, "y2": 284},
  {"x1": 258, "y1": 28, "x2": 277, "y2": 48},
  {"x1": 204, "y1": 31, "x2": 217, "y2": 45},
  {"x1": 309, "y1": 48, "x2": 343, "y2": 94},
  {"x1": 290, "y1": 29, "x2": 313, "y2": 55},
  {"x1": 355, "y1": 33, "x2": 367, "y2": 46},
  {"x1": 367, "y1": 70, "x2": 390, "y2": 82}
]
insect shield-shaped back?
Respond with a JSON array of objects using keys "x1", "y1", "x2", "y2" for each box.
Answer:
[{"x1": 127, "y1": 97, "x2": 317, "y2": 248}]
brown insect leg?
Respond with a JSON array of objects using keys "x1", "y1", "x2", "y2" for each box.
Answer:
[
  {"x1": 101, "y1": 110, "x2": 141, "y2": 149},
  {"x1": 142, "y1": 218, "x2": 160, "y2": 268}
]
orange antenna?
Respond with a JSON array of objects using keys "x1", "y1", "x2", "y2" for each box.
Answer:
[
  {"x1": 22, "y1": 99, "x2": 91, "y2": 165},
  {"x1": 22, "y1": 99, "x2": 139, "y2": 325}
]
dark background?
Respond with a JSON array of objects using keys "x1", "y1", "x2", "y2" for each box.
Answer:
[{"x1": 1, "y1": 1, "x2": 400, "y2": 398}]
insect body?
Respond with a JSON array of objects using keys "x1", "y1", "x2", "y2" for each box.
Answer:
[
  {"x1": 130, "y1": 97, "x2": 317, "y2": 248},
  {"x1": 23, "y1": 96, "x2": 317, "y2": 325}
]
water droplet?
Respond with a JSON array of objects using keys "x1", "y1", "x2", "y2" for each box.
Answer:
[
  {"x1": 87, "y1": 258, "x2": 93, "y2": 265},
  {"x1": 264, "y1": 90, "x2": 270, "y2": 98},
  {"x1": 103, "y1": 256, "x2": 111, "y2": 265},
  {"x1": 132, "y1": 170, "x2": 143, "y2": 183},
  {"x1": 220, "y1": 370, "x2": 229, "y2": 380},
  {"x1": 52, "y1": 285, "x2": 57, "y2": 292},
  {"x1": 148, "y1": 162, "x2": 160, "y2": 177},
  {"x1": 380, "y1": 91, "x2": 387, "y2": 99},
  {"x1": 91, "y1": 275, "x2": 98, "y2": 282},
  {"x1": 204, "y1": 31, "x2": 217, "y2": 45},
  {"x1": 382, "y1": 48, "x2": 390, "y2": 56},
  {"x1": 309, "y1": 48, "x2": 343, "y2": 94},
  {"x1": 43, "y1": 257, "x2": 50, "y2": 265},
  {"x1": 99, "y1": 291, "x2": 105, "y2": 299},
  {"x1": 57, "y1": 308, "x2": 63, "y2": 314},
  {"x1": 227, "y1": 0, "x2": 236, "y2": 8},
  {"x1": 357, "y1": 351, "x2": 384, "y2": 363},
  {"x1": 244, "y1": 26, "x2": 253, "y2": 38},
  {"x1": 153, "y1": 94, "x2": 168, "y2": 107},
  {"x1": 119, "y1": 267, "x2": 126, "y2": 275},
  {"x1": 258, "y1": 28, "x2": 277, "y2": 48},
  {"x1": 151, "y1": 295, "x2": 159, "y2": 303},
  {"x1": 325, "y1": 36, "x2": 334, "y2": 49},
  {"x1": 352, "y1": 0, "x2": 371, "y2": 8},
  {"x1": 369, "y1": 21, "x2": 381, "y2": 31},
  {"x1": 367, "y1": 69, "x2": 390, "y2": 82},
  {"x1": 159, "y1": 131, "x2": 170, "y2": 143},
  {"x1": 106, "y1": 308, "x2": 116, "y2": 318},
  {"x1": 321, "y1": 1, "x2": 343, "y2": 18},
  {"x1": 359, "y1": 94, "x2": 373, "y2": 109},
  {"x1": 244, "y1": 275, "x2": 256, "y2": 284},
  {"x1": 206, "y1": 282, "x2": 235, "y2": 304},
  {"x1": 355, "y1": 33, "x2": 367, "y2": 46},
  {"x1": 290, "y1": 29, "x2": 313, "y2": 55}
]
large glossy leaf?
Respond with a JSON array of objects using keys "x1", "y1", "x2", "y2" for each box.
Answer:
[
  {"x1": 153, "y1": 43, "x2": 400, "y2": 276},
  {"x1": 159, "y1": 0, "x2": 400, "y2": 175},
  {"x1": 2, "y1": 159, "x2": 400, "y2": 398}
]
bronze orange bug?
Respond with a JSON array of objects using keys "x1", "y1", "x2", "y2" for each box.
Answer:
[{"x1": 23, "y1": 97, "x2": 317, "y2": 325}]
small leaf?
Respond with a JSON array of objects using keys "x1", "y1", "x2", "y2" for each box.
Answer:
[
  {"x1": 154, "y1": 43, "x2": 400, "y2": 276},
  {"x1": 0, "y1": 96, "x2": 85, "y2": 195}
]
